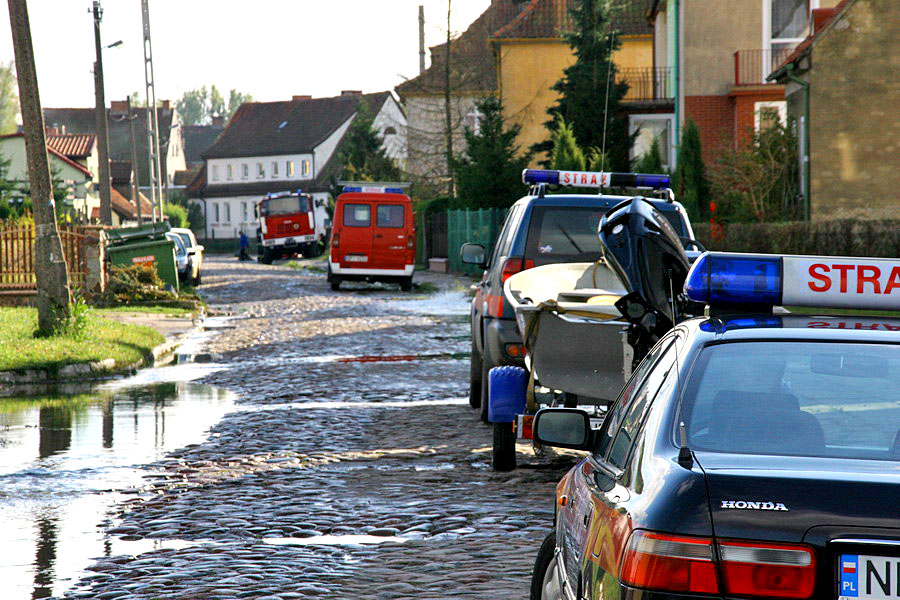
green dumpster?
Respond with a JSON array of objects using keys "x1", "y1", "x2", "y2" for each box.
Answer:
[{"x1": 107, "y1": 222, "x2": 179, "y2": 291}]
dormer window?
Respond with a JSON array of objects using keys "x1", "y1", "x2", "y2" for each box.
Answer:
[
  {"x1": 257, "y1": 162, "x2": 265, "y2": 178},
  {"x1": 272, "y1": 161, "x2": 279, "y2": 178},
  {"x1": 241, "y1": 164, "x2": 249, "y2": 179},
  {"x1": 227, "y1": 164, "x2": 234, "y2": 180}
]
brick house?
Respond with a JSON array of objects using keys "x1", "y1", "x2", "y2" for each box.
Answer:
[
  {"x1": 769, "y1": 0, "x2": 899, "y2": 220},
  {"x1": 186, "y1": 91, "x2": 406, "y2": 240},
  {"x1": 649, "y1": 0, "x2": 843, "y2": 167}
]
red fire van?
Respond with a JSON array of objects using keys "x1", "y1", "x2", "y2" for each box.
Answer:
[{"x1": 327, "y1": 184, "x2": 415, "y2": 291}]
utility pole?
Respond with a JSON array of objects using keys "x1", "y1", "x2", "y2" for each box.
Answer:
[
  {"x1": 443, "y1": 0, "x2": 454, "y2": 197},
  {"x1": 418, "y1": 5, "x2": 425, "y2": 74},
  {"x1": 141, "y1": 0, "x2": 163, "y2": 222},
  {"x1": 7, "y1": 0, "x2": 72, "y2": 331},
  {"x1": 127, "y1": 95, "x2": 141, "y2": 224},
  {"x1": 91, "y1": 0, "x2": 112, "y2": 226}
]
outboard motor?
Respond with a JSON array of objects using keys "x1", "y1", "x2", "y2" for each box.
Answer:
[{"x1": 599, "y1": 198, "x2": 696, "y2": 366}]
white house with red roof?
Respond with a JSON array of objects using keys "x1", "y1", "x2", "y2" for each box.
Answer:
[{"x1": 186, "y1": 91, "x2": 405, "y2": 241}]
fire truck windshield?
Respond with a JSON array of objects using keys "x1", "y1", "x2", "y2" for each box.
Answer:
[{"x1": 261, "y1": 195, "x2": 310, "y2": 216}]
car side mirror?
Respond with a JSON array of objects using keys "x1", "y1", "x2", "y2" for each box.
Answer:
[
  {"x1": 533, "y1": 408, "x2": 593, "y2": 450},
  {"x1": 460, "y1": 242, "x2": 486, "y2": 267}
]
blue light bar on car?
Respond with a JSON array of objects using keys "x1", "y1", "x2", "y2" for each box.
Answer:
[
  {"x1": 685, "y1": 252, "x2": 783, "y2": 306},
  {"x1": 521, "y1": 169, "x2": 670, "y2": 190},
  {"x1": 685, "y1": 252, "x2": 900, "y2": 310},
  {"x1": 341, "y1": 186, "x2": 405, "y2": 194}
]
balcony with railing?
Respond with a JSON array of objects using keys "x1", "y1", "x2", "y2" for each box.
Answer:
[
  {"x1": 618, "y1": 67, "x2": 674, "y2": 103},
  {"x1": 733, "y1": 48, "x2": 794, "y2": 86}
]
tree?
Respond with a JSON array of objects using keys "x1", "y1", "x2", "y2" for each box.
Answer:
[
  {"x1": 337, "y1": 98, "x2": 401, "y2": 183},
  {"x1": 227, "y1": 89, "x2": 253, "y2": 120},
  {"x1": 549, "y1": 117, "x2": 586, "y2": 171},
  {"x1": 0, "y1": 60, "x2": 19, "y2": 134},
  {"x1": 538, "y1": 0, "x2": 633, "y2": 171},
  {"x1": 710, "y1": 122, "x2": 801, "y2": 223},
  {"x1": 8, "y1": 0, "x2": 72, "y2": 333},
  {"x1": 453, "y1": 96, "x2": 531, "y2": 209},
  {"x1": 176, "y1": 86, "x2": 253, "y2": 125},
  {"x1": 671, "y1": 119, "x2": 710, "y2": 222},
  {"x1": 634, "y1": 136, "x2": 665, "y2": 174}
]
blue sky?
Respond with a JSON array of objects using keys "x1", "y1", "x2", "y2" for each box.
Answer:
[{"x1": 1, "y1": 0, "x2": 489, "y2": 108}]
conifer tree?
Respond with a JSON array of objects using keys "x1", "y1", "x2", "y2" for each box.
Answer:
[
  {"x1": 453, "y1": 96, "x2": 531, "y2": 209},
  {"x1": 549, "y1": 117, "x2": 586, "y2": 171},
  {"x1": 338, "y1": 98, "x2": 402, "y2": 183},
  {"x1": 672, "y1": 119, "x2": 710, "y2": 221},
  {"x1": 634, "y1": 136, "x2": 665, "y2": 174},
  {"x1": 537, "y1": 0, "x2": 633, "y2": 171}
]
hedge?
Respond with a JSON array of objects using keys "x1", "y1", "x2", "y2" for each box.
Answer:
[{"x1": 693, "y1": 220, "x2": 900, "y2": 258}]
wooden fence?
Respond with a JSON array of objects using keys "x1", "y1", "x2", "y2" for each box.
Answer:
[{"x1": 0, "y1": 225, "x2": 92, "y2": 293}]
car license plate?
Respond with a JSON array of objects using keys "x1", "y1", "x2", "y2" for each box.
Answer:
[
  {"x1": 345, "y1": 255, "x2": 367, "y2": 262},
  {"x1": 839, "y1": 554, "x2": 900, "y2": 599},
  {"x1": 284, "y1": 238, "x2": 296, "y2": 246}
]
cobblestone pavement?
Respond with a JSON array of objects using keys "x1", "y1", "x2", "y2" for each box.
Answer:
[{"x1": 55, "y1": 256, "x2": 580, "y2": 600}]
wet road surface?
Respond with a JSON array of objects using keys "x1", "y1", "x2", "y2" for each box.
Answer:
[{"x1": 44, "y1": 257, "x2": 580, "y2": 599}]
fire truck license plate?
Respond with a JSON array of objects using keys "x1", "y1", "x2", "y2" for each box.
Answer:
[
  {"x1": 346, "y1": 255, "x2": 367, "y2": 262},
  {"x1": 839, "y1": 554, "x2": 900, "y2": 599}
]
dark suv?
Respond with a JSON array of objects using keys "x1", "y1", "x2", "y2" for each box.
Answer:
[{"x1": 462, "y1": 190, "x2": 695, "y2": 422}]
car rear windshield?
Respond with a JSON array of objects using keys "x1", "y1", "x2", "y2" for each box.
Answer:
[
  {"x1": 524, "y1": 206, "x2": 608, "y2": 266},
  {"x1": 175, "y1": 232, "x2": 192, "y2": 248},
  {"x1": 683, "y1": 341, "x2": 900, "y2": 461}
]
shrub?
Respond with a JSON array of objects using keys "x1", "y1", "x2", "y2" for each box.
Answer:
[
  {"x1": 164, "y1": 203, "x2": 190, "y2": 229},
  {"x1": 102, "y1": 264, "x2": 176, "y2": 304}
]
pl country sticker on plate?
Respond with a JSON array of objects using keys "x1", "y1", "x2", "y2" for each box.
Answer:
[{"x1": 839, "y1": 554, "x2": 900, "y2": 599}]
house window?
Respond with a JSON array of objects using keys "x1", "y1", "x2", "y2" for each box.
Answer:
[
  {"x1": 257, "y1": 162, "x2": 265, "y2": 178},
  {"x1": 629, "y1": 114, "x2": 674, "y2": 171},
  {"x1": 226, "y1": 164, "x2": 233, "y2": 180},
  {"x1": 272, "y1": 161, "x2": 279, "y2": 178},
  {"x1": 301, "y1": 159, "x2": 311, "y2": 177},
  {"x1": 241, "y1": 163, "x2": 249, "y2": 179},
  {"x1": 212, "y1": 165, "x2": 219, "y2": 181},
  {"x1": 766, "y1": 0, "x2": 816, "y2": 74},
  {"x1": 241, "y1": 201, "x2": 248, "y2": 222},
  {"x1": 224, "y1": 203, "x2": 231, "y2": 223},
  {"x1": 286, "y1": 161, "x2": 295, "y2": 177},
  {"x1": 754, "y1": 101, "x2": 787, "y2": 130},
  {"x1": 213, "y1": 203, "x2": 220, "y2": 222}
]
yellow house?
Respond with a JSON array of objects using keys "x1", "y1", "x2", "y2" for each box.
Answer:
[{"x1": 491, "y1": 0, "x2": 661, "y2": 166}]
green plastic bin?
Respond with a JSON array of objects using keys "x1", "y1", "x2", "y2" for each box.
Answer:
[{"x1": 107, "y1": 223, "x2": 179, "y2": 291}]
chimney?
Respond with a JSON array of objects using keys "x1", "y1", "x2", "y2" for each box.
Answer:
[
  {"x1": 110, "y1": 100, "x2": 129, "y2": 113},
  {"x1": 160, "y1": 99, "x2": 170, "y2": 110},
  {"x1": 341, "y1": 90, "x2": 362, "y2": 96},
  {"x1": 211, "y1": 115, "x2": 224, "y2": 127},
  {"x1": 292, "y1": 95, "x2": 312, "y2": 101}
]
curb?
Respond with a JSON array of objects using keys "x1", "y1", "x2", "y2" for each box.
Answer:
[{"x1": 0, "y1": 319, "x2": 201, "y2": 387}]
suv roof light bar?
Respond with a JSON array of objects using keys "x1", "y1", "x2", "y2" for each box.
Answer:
[{"x1": 522, "y1": 169, "x2": 670, "y2": 190}]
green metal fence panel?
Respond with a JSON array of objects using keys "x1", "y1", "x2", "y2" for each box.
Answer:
[{"x1": 447, "y1": 208, "x2": 506, "y2": 276}]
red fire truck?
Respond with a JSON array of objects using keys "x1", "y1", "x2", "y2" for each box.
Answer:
[{"x1": 256, "y1": 190, "x2": 330, "y2": 264}]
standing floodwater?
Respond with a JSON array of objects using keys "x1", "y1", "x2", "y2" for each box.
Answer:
[{"x1": 0, "y1": 382, "x2": 234, "y2": 599}]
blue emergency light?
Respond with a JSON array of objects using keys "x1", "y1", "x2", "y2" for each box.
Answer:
[
  {"x1": 684, "y1": 252, "x2": 783, "y2": 306},
  {"x1": 522, "y1": 169, "x2": 670, "y2": 190},
  {"x1": 341, "y1": 186, "x2": 405, "y2": 194}
]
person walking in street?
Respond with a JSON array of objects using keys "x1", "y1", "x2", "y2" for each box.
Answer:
[{"x1": 239, "y1": 231, "x2": 251, "y2": 261}]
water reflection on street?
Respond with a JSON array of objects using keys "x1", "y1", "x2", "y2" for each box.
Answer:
[{"x1": 0, "y1": 381, "x2": 234, "y2": 599}]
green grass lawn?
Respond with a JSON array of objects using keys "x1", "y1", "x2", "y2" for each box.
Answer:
[{"x1": 0, "y1": 307, "x2": 164, "y2": 373}]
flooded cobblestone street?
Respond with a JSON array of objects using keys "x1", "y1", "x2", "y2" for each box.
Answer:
[{"x1": 47, "y1": 257, "x2": 578, "y2": 599}]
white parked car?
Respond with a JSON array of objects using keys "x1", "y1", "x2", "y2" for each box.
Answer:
[
  {"x1": 171, "y1": 227, "x2": 204, "y2": 286},
  {"x1": 165, "y1": 232, "x2": 191, "y2": 284}
]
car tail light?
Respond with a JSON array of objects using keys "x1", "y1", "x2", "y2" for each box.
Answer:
[
  {"x1": 500, "y1": 257, "x2": 535, "y2": 283},
  {"x1": 504, "y1": 343, "x2": 524, "y2": 358},
  {"x1": 332, "y1": 232, "x2": 340, "y2": 248},
  {"x1": 621, "y1": 531, "x2": 816, "y2": 599},
  {"x1": 621, "y1": 531, "x2": 719, "y2": 594},
  {"x1": 718, "y1": 540, "x2": 815, "y2": 598}
]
